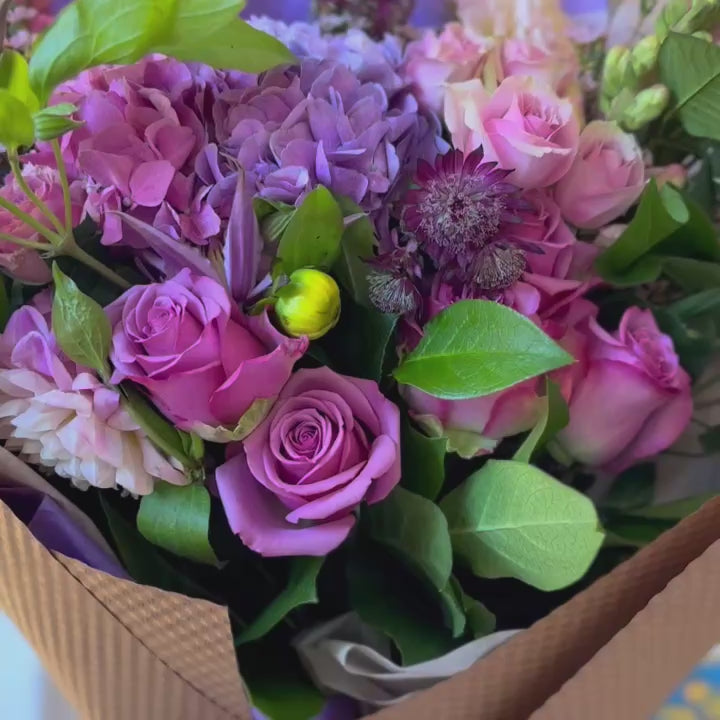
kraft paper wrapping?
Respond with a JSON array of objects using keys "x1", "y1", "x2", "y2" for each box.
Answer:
[{"x1": 1, "y1": 438, "x2": 720, "y2": 720}]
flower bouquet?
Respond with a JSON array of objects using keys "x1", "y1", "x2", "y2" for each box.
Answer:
[{"x1": 1, "y1": 0, "x2": 720, "y2": 718}]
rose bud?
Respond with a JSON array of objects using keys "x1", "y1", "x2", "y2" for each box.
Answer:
[{"x1": 275, "y1": 269, "x2": 341, "y2": 341}]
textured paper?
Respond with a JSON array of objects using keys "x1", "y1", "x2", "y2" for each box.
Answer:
[
  {"x1": 295, "y1": 613, "x2": 518, "y2": 709},
  {"x1": 1, "y1": 449, "x2": 720, "y2": 719}
]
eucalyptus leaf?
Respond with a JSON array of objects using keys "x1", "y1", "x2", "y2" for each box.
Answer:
[
  {"x1": 367, "y1": 486, "x2": 453, "y2": 592},
  {"x1": 137, "y1": 482, "x2": 219, "y2": 566},
  {"x1": 394, "y1": 300, "x2": 573, "y2": 400},
  {"x1": 441, "y1": 460, "x2": 605, "y2": 591},
  {"x1": 334, "y1": 196, "x2": 376, "y2": 307},
  {"x1": 514, "y1": 378, "x2": 569, "y2": 463},
  {"x1": 277, "y1": 186, "x2": 344, "y2": 274},
  {"x1": 595, "y1": 181, "x2": 689, "y2": 280},
  {"x1": 236, "y1": 557, "x2": 323, "y2": 645},
  {"x1": 51, "y1": 263, "x2": 112, "y2": 380},
  {"x1": 400, "y1": 417, "x2": 446, "y2": 501},
  {"x1": 659, "y1": 33, "x2": 720, "y2": 141}
]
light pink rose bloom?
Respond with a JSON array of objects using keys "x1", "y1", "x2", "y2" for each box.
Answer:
[
  {"x1": 555, "y1": 121, "x2": 645, "y2": 229},
  {"x1": 216, "y1": 367, "x2": 401, "y2": 557},
  {"x1": 0, "y1": 165, "x2": 83, "y2": 284},
  {"x1": 402, "y1": 24, "x2": 493, "y2": 113},
  {"x1": 554, "y1": 308, "x2": 692, "y2": 474},
  {"x1": 108, "y1": 269, "x2": 307, "y2": 439},
  {"x1": 445, "y1": 76, "x2": 579, "y2": 189},
  {"x1": 500, "y1": 38, "x2": 577, "y2": 98}
]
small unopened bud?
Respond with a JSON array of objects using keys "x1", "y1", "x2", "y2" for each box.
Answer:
[
  {"x1": 275, "y1": 269, "x2": 341, "y2": 340},
  {"x1": 622, "y1": 84, "x2": 670, "y2": 130},
  {"x1": 602, "y1": 46, "x2": 632, "y2": 100},
  {"x1": 656, "y1": 0, "x2": 690, "y2": 38},
  {"x1": 630, "y1": 35, "x2": 661, "y2": 78}
]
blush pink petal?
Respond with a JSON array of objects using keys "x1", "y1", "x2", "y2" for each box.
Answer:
[
  {"x1": 129, "y1": 160, "x2": 176, "y2": 207},
  {"x1": 216, "y1": 452, "x2": 356, "y2": 557}
]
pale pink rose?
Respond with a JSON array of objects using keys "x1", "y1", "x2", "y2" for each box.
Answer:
[
  {"x1": 554, "y1": 308, "x2": 693, "y2": 473},
  {"x1": 0, "y1": 165, "x2": 84, "y2": 284},
  {"x1": 445, "y1": 76, "x2": 579, "y2": 189},
  {"x1": 555, "y1": 121, "x2": 645, "y2": 229},
  {"x1": 647, "y1": 163, "x2": 687, "y2": 190},
  {"x1": 500, "y1": 38, "x2": 577, "y2": 98},
  {"x1": 402, "y1": 23, "x2": 493, "y2": 113}
]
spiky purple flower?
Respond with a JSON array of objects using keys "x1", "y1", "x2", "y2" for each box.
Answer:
[
  {"x1": 313, "y1": 0, "x2": 415, "y2": 37},
  {"x1": 367, "y1": 237, "x2": 423, "y2": 315},
  {"x1": 402, "y1": 149, "x2": 523, "y2": 269}
]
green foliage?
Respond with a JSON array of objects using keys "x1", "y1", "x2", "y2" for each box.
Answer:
[
  {"x1": 514, "y1": 379, "x2": 569, "y2": 463},
  {"x1": 333, "y1": 196, "x2": 376, "y2": 307},
  {"x1": 51, "y1": 263, "x2": 112, "y2": 380},
  {"x1": 400, "y1": 417, "x2": 446, "y2": 501},
  {"x1": 441, "y1": 461, "x2": 605, "y2": 591},
  {"x1": 394, "y1": 300, "x2": 573, "y2": 400},
  {"x1": 235, "y1": 558, "x2": 323, "y2": 645},
  {"x1": 137, "y1": 482, "x2": 219, "y2": 566}
]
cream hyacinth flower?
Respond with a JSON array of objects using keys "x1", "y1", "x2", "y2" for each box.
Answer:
[{"x1": 0, "y1": 299, "x2": 187, "y2": 495}]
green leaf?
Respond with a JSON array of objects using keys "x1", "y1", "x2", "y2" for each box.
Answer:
[
  {"x1": 653, "y1": 307, "x2": 716, "y2": 380},
  {"x1": 400, "y1": 416, "x2": 446, "y2": 501},
  {"x1": 438, "y1": 578, "x2": 467, "y2": 638},
  {"x1": 603, "y1": 516, "x2": 674, "y2": 549},
  {"x1": 394, "y1": 300, "x2": 574, "y2": 400},
  {"x1": 261, "y1": 207, "x2": 295, "y2": 244},
  {"x1": 33, "y1": 104, "x2": 84, "y2": 141},
  {"x1": 700, "y1": 425, "x2": 720, "y2": 453},
  {"x1": 137, "y1": 482, "x2": 219, "y2": 566},
  {"x1": 656, "y1": 198, "x2": 720, "y2": 262},
  {"x1": 601, "y1": 463, "x2": 655, "y2": 512},
  {"x1": 597, "y1": 255, "x2": 663, "y2": 288},
  {"x1": 121, "y1": 384, "x2": 203, "y2": 474},
  {"x1": 461, "y1": 591, "x2": 497, "y2": 638},
  {"x1": 625, "y1": 493, "x2": 717, "y2": 521},
  {"x1": 514, "y1": 378, "x2": 569, "y2": 463},
  {"x1": 51, "y1": 263, "x2": 112, "y2": 379},
  {"x1": 28, "y1": 0, "x2": 294, "y2": 103},
  {"x1": 441, "y1": 460, "x2": 605, "y2": 591},
  {"x1": 0, "y1": 50, "x2": 39, "y2": 112},
  {"x1": 277, "y1": 186, "x2": 344, "y2": 274},
  {"x1": 0, "y1": 88, "x2": 35, "y2": 149},
  {"x1": 672, "y1": 289, "x2": 720, "y2": 322},
  {"x1": 659, "y1": 33, "x2": 720, "y2": 141},
  {"x1": 334, "y1": 196, "x2": 376, "y2": 307},
  {"x1": 596, "y1": 181, "x2": 689, "y2": 279},
  {"x1": 347, "y1": 551, "x2": 457, "y2": 665},
  {"x1": 367, "y1": 486, "x2": 453, "y2": 591},
  {"x1": 661, "y1": 256, "x2": 720, "y2": 291},
  {"x1": 236, "y1": 557, "x2": 323, "y2": 645}
]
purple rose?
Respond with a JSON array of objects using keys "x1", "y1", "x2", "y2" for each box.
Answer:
[
  {"x1": 216, "y1": 368, "x2": 401, "y2": 557},
  {"x1": 554, "y1": 308, "x2": 693, "y2": 473},
  {"x1": 108, "y1": 269, "x2": 307, "y2": 439}
]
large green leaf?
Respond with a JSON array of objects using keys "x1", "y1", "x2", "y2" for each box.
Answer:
[
  {"x1": 277, "y1": 186, "x2": 344, "y2": 274},
  {"x1": 514, "y1": 378, "x2": 569, "y2": 463},
  {"x1": 334, "y1": 196, "x2": 376, "y2": 307},
  {"x1": 441, "y1": 461, "x2": 605, "y2": 591},
  {"x1": 137, "y1": 482, "x2": 219, "y2": 566},
  {"x1": 367, "y1": 487, "x2": 453, "y2": 591},
  {"x1": 394, "y1": 300, "x2": 573, "y2": 400},
  {"x1": 51, "y1": 263, "x2": 112, "y2": 380},
  {"x1": 0, "y1": 88, "x2": 36, "y2": 149},
  {"x1": 659, "y1": 33, "x2": 720, "y2": 141},
  {"x1": 661, "y1": 256, "x2": 720, "y2": 291},
  {"x1": 29, "y1": 0, "x2": 293, "y2": 103},
  {"x1": 236, "y1": 557, "x2": 323, "y2": 645},
  {"x1": 656, "y1": 198, "x2": 720, "y2": 262},
  {"x1": 400, "y1": 416, "x2": 446, "y2": 501},
  {"x1": 595, "y1": 181, "x2": 689, "y2": 281}
]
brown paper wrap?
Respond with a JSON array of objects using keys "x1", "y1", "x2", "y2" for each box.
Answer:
[{"x1": 1, "y1": 449, "x2": 719, "y2": 720}]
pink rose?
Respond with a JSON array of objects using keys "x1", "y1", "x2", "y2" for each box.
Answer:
[
  {"x1": 0, "y1": 165, "x2": 83, "y2": 284},
  {"x1": 216, "y1": 367, "x2": 401, "y2": 557},
  {"x1": 402, "y1": 23, "x2": 493, "y2": 113},
  {"x1": 445, "y1": 76, "x2": 579, "y2": 189},
  {"x1": 500, "y1": 38, "x2": 577, "y2": 99},
  {"x1": 108, "y1": 269, "x2": 307, "y2": 438},
  {"x1": 554, "y1": 121, "x2": 645, "y2": 229},
  {"x1": 554, "y1": 308, "x2": 692, "y2": 473}
]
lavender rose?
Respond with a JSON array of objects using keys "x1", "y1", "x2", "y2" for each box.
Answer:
[
  {"x1": 216, "y1": 367, "x2": 401, "y2": 557},
  {"x1": 108, "y1": 269, "x2": 307, "y2": 439},
  {"x1": 554, "y1": 308, "x2": 692, "y2": 473}
]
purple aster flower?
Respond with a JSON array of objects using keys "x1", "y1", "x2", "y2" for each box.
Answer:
[
  {"x1": 213, "y1": 58, "x2": 444, "y2": 225},
  {"x1": 367, "y1": 235, "x2": 423, "y2": 314},
  {"x1": 402, "y1": 148, "x2": 524, "y2": 270}
]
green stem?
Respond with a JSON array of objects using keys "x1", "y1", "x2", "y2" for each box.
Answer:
[
  {"x1": 51, "y1": 139, "x2": 74, "y2": 234},
  {"x1": 0, "y1": 233, "x2": 50, "y2": 252},
  {"x1": 0, "y1": 194, "x2": 63, "y2": 245},
  {"x1": 8, "y1": 153, "x2": 66, "y2": 236},
  {"x1": 63, "y1": 237, "x2": 131, "y2": 290}
]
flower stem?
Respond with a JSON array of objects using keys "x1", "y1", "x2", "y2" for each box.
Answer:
[
  {"x1": 51, "y1": 139, "x2": 74, "y2": 234},
  {"x1": 8, "y1": 152, "x2": 66, "y2": 236},
  {"x1": 62, "y1": 237, "x2": 131, "y2": 290},
  {"x1": 0, "y1": 233, "x2": 50, "y2": 252},
  {"x1": 0, "y1": 194, "x2": 63, "y2": 245}
]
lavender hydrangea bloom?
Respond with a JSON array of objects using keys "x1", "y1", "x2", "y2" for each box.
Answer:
[{"x1": 213, "y1": 58, "x2": 445, "y2": 219}]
